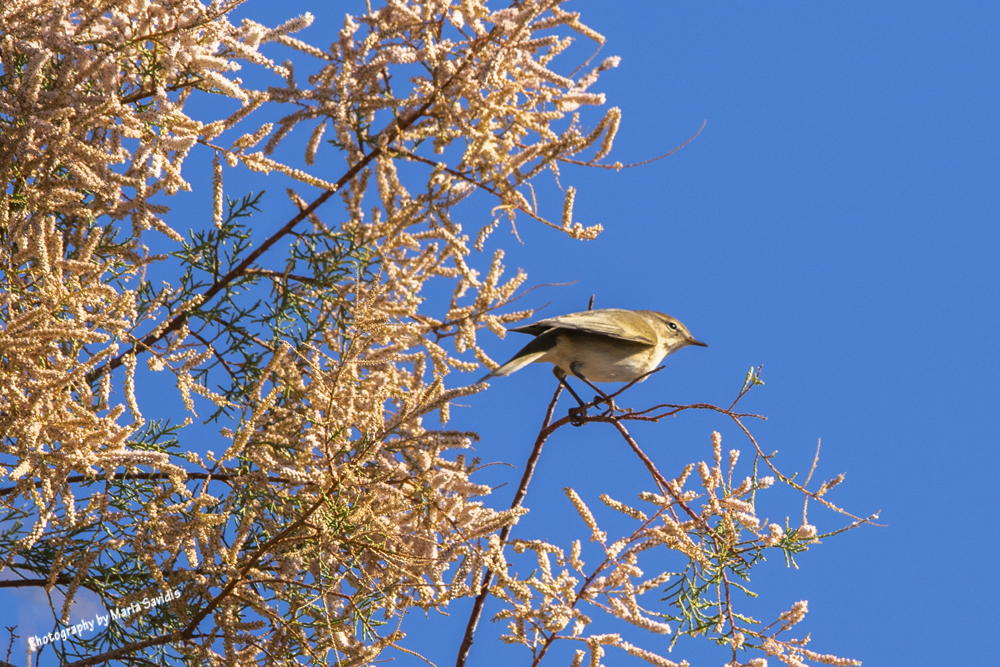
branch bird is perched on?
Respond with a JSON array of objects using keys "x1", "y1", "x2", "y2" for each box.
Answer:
[{"x1": 480, "y1": 308, "x2": 707, "y2": 419}]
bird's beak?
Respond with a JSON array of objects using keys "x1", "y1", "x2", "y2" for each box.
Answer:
[{"x1": 687, "y1": 337, "x2": 708, "y2": 347}]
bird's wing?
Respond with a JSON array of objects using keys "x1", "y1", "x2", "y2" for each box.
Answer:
[{"x1": 509, "y1": 309, "x2": 657, "y2": 345}]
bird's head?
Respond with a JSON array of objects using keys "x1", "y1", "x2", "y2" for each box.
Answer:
[{"x1": 647, "y1": 311, "x2": 708, "y2": 351}]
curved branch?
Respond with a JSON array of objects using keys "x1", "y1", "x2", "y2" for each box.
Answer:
[
  {"x1": 558, "y1": 119, "x2": 707, "y2": 169},
  {"x1": 455, "y1": 383, "x2": 564, "y2": 667}
]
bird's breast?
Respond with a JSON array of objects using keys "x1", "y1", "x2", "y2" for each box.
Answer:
[{"x1": 542, "y1": 332, "x2": 668, "y2": 383}]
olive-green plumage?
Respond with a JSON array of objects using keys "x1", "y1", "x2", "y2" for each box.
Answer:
[{"x1": 480, "y1": 308, "x2": 707, "y2": 384}]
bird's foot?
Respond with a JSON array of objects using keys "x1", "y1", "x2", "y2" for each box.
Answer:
[
  {"x1": 596, "y1": 395, "x2": 621, "y2": 415},
  {"x1": 568, "y1": 406, "x2": 588, "y2": 427}
]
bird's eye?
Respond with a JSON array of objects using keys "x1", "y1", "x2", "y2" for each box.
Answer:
[{"x1": 668, "y1": 322, "x2": 678, "y2": 330}]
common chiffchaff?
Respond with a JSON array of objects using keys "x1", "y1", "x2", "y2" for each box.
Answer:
[{"x1": 480, "y1": 308, "x2": 707, "y2": 386}]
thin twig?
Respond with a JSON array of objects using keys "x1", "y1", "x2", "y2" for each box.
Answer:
[
  {"x1": 559, "y1": 119, "x2": 707, "y2": 169},
  {"x1": 244, "y1": 268, "x2": 326, "y2": 285},
  {"x1": 606, "y1": 417, "x2": 701, "y2": 522}
]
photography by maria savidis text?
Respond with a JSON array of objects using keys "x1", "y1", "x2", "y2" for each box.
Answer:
[{"x1": 28, "y1": 587, "x2": 183, "y2": 651}]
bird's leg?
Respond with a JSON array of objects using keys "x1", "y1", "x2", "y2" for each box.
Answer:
[
  {"x1": 570, "y1": 362, "x2": 620, "y2": 414},
  {"x1": 553, "y1": 368, "x2": 588, "y2": 426}
]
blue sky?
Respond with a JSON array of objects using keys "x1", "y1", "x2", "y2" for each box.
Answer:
[
  {"x1": 4, "y1": 1, "x2": 998, "y2": 665},
  {"x1": 451, "y1": 2, "x2": 999, "y2": 665}
]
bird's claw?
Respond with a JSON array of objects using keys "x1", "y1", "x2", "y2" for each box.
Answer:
[
  {"x1": 596, "y1": 395, "x2": 621, "y2": 415},
  {"x1": 568, "y1": 406, "x2": 587, "y2": 427}
]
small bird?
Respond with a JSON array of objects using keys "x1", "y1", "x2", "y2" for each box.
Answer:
[{"x1": 480, "y1": 308, "x2": 707, "y2": 392}]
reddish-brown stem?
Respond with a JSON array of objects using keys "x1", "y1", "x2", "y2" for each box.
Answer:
[
  {"x1": 606, "y1": 417, "x2": 704, "y2": 523},
  {"x1": 455, "y1": 384, "x2": 564, "y2": 667},
  {"x1": 722, "y1": 570, "x2": 739, "y2": 654}
]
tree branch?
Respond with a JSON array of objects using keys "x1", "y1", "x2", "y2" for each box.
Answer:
[{"x1": 455, "y1": 383, "x2": 564, "y2": 667}]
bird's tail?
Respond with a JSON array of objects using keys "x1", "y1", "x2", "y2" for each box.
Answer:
[
  {"x1": 477, "y1": 331, "x2": 558, "y2": 383},
  {"x1": 477, "y1": 350, "x2": 548, "y2": 383}
]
